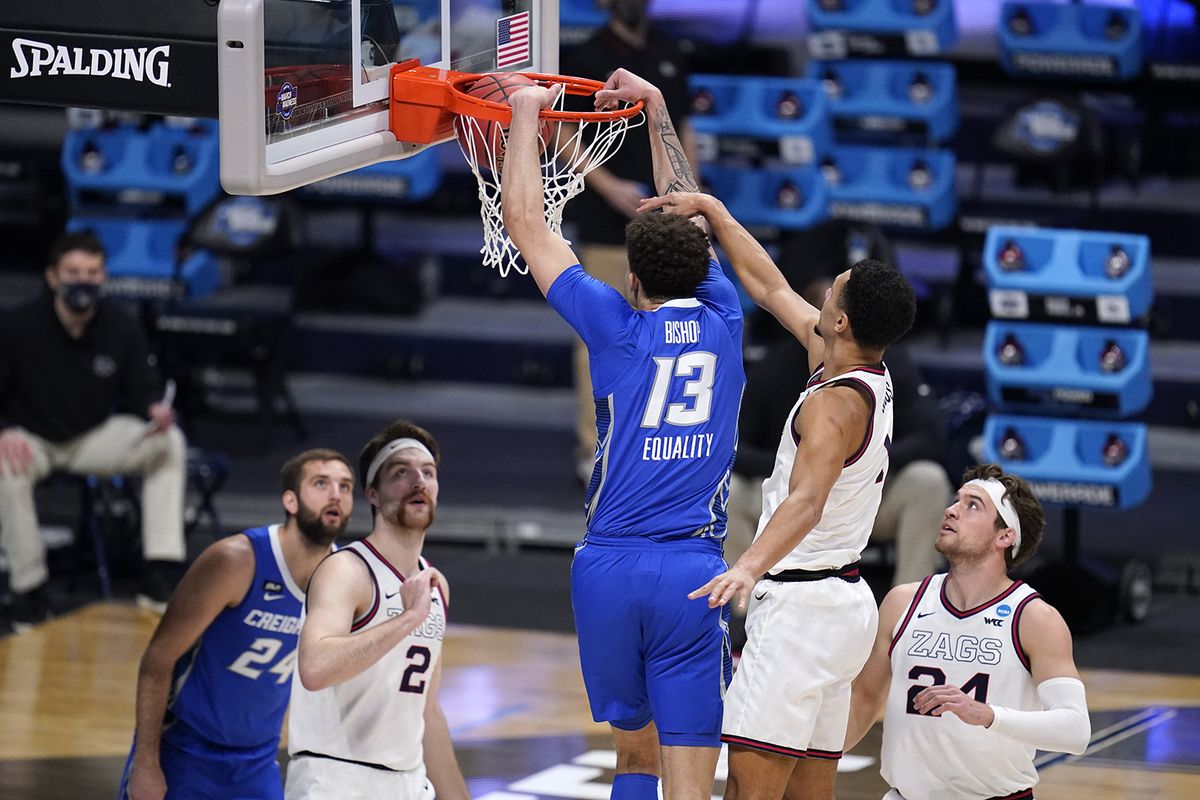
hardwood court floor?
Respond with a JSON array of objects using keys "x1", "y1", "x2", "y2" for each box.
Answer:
[{"x1": 2, "y1": 603, "x2": 1198, "y2": 799}]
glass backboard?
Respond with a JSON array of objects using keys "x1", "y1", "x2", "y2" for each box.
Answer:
[{"x1": 219, "y1": 0, "x2": 558, "y2": 195}]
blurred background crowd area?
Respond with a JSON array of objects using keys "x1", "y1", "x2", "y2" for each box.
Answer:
[{"x1": 0, "y1": 0, "x2": 1197, "y2": 664}]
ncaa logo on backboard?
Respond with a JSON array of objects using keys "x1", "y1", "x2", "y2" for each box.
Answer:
[{"x1": 276, "y1": 82, "x2": 297, "y2": 120}]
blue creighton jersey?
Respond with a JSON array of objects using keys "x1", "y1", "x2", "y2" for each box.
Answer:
[
  {"x1": 165, "y1": 525, "x2": 305, "y2": 749},
  {"x1": 548, "y1": 261, "x2": 744, "y2": 542}
]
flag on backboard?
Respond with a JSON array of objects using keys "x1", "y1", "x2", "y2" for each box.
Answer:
[{"x1": 496, "y1": 12, "x2": 531, "y2": 69}]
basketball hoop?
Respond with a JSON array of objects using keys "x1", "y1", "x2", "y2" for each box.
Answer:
[{"x1": 391, "y1": 64, "x2": 644, "y2": 277}]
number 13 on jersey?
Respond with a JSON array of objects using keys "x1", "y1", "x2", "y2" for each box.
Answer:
[{"x1": 641, "y1": 352, "x2": 718, "y2": 428}]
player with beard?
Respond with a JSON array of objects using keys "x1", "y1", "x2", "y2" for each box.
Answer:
[
  {"x1": 120, "y1": 449, "x2": 354, "y2": 800},
  {"x1": 286, "y1": 420, "x2": 467, "y2": 800}
]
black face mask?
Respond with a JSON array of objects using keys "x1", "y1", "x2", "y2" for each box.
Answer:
[
  {"x1": 59, "y1": 282, "x2": 102, "y2": 314},
  {"x1": 612, "y1": 0, "x2": 648, "y2": 29}
]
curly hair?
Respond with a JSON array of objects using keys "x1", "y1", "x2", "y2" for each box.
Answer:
[
  {"x1": 962, "y1": 463, "x2": 1046, "y2": 569},
  {"x1": 357, "y1": 419, "x2": 440, "y2": 492},
  {"x1": 625, "y1": 212, "x2": 711, "y2": 300},
  {"x1": 839, "y1": 258, "x2": 916, "y2": 351}
]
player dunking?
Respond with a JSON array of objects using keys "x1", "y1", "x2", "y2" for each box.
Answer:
[
  {"x1": 642, "y1": 192, "x2": 915, "y2": 800},
  {"x1": 503, "y1": 72, "x2": 743, "y2": 800},
  {"x1": 285, "y1": 420, "x2": 467, "y2": 800},
  {"x1": 120, "y1": 449, "x2": 353, "y2": 800},
  {"x1": 846, "y1": 464, "x2": 1091, "y2": 800}
]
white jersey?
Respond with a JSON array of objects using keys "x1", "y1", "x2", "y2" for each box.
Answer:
[
  {"x1": 288, "y1": 541, "x2": 447, "y2": 772},
  {"x1": 882, "y1": 574, "x2": 1043, "y2": 800},
  {"x1": 756, "y1": 363, "x2": 893, "y2": 572}
]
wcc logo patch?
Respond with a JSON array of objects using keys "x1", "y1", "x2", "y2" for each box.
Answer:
[{"x1": 985, "y1": 604, "x2": 1012, "y2": 627}]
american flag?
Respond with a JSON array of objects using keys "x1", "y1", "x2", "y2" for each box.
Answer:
[{"x1": 496, "y1": 11, "x2": 531, "y2": 69}]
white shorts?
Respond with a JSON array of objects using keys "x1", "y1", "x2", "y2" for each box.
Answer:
[
  {"x1": 285, "y1": 754, "x2": 435, "y2": 800},
  {"x1": 722, "y1": 575, "x2": 878, "y2": 758}
]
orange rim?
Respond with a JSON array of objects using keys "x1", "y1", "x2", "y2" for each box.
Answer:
[
  {"x1": 389, "y1": 63, "x2": 644, "y2": 146},
  {"x1": 443, "y1": 71, "x2": 644, "y2": 125}
]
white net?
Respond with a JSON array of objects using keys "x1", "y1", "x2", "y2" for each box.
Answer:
[{"x1": 454, "y1": 91, "x2": 644, "y2": 277}]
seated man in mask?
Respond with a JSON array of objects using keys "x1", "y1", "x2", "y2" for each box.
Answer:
[{"x1": 0, "y1": 230, "x2": 187, "y2": 628}]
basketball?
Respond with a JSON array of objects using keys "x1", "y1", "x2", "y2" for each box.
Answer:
[{"x1": 456, "y1": 73, "x2": 553, "y2": 170}]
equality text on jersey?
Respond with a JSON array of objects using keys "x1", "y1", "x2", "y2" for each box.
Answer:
[{"x1": 642, "y1": 432, "x2": 715, "y2": 462}]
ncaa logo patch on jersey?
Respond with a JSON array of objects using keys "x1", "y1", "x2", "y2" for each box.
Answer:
[
  {"x1": 996, "y1": 604, "x2": 1013, "y2": 617},
  {"x1": 262, "y1": 580, "x2": 285, "y2": 601}
]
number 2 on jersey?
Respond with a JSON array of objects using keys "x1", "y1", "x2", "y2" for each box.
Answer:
[
  {"x1": 399, "y1": 645, "x2": 432, "y2": 694},
  {"x1": 227, "y1": 637, "x2": 297, "y2": 684},
  {"x1": 640, "y1": 352, "x2": 717, "y2": 428},
  {"x1": 905, "y1": 665, "x2": 990, "y2": 714}
]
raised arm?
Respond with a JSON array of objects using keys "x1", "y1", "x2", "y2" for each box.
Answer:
[
  {"x1": 129, "y1": 536, "x2": 255, "y2": 800},
  {"x1": 689, "y1": 386, "x2": 867, "y2": 608},
  {"x1": 593, "y1": 69, "x2": 711, "y2": 241},
  {"x1": 554, "y1": 115, "x2": 698, "y2": 221},
  {"x1": 644, "y1": 85, "x2": 698, "y2": 197},
  {"x1": 297, "y1": 553, "x2": 437, "y2": 691},
  {"x1": 638, "y1": 192, "x2": 822, "y2": 353},
  {"x1": 844, "y1": 584, "x2": 917, "y2": 751},
  {"x1": 501, "y1": 83, "x2": 580, "y2": 296},
  {"x1": 592, "y1": 68, "x2": 696, "y2": 196}
]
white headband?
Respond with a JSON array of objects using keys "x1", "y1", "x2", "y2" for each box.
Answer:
[
  {"x1": 365, "y1": 438, "x2": 435, "y2": 487},
  {"x1": 963, "y1": 478, "x2": 1023, "y2": 558}
]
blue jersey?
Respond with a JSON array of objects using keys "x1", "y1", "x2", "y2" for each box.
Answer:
[
  {"x1": 548, "y1": 260, "x2": 744, "y2": 543},
  {"x1": 165, "y1": 525, "x2": 304, "y2": 750}
]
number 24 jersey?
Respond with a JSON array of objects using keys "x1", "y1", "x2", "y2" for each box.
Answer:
[
  {"x1": 166, "y1": 525, "x2": 309, "y2": 749},
  {"x1": 883, "y1": 574, "x2": 1043, "y2": 799}
]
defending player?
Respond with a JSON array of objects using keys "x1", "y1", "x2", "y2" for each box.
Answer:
[
  {"x1": 503, "y1": 73, "x2": 743, "y2": 799},
  {"x1": 641, "y1": 191, "x2": 914, "y2": 799},
  {"x1": 285, "y1": 420, "x2": 467, "y2": 800},
  {"x1": 120, "y1": 449, "x2": 354, "y2": 800},
  {"x1": 846, "y1": 464, "x2": 1091, "y2": 800}
]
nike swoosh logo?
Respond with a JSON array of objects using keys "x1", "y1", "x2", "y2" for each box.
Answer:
[
  {"x1": 753, "y1": 589, "x2": 768, "y2": 601},
  {"x1": 263, "y1": 592, "x2": 285, "y2": 601},
  {"x1": 917, "y1": 611, "x2": 935, "y2": 618},
  {"x1": 385, "y1": 590, "x2": 401, "y2": 599}
]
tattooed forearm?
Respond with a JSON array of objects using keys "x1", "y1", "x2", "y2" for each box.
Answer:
[
  {"x1": 659, "y1": 117, "x2": 697, "y2": 191},
  {"x1": 648, "y1": 97, "x2": 698, "y2": 195}
]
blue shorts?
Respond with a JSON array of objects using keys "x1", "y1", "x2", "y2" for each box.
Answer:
[
  {"x1": 118, "y1": 721, "x2": 283, "y2": 800},
  {"x1": 571, "y1": 535, "x2": 732, "y2": 747}
]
